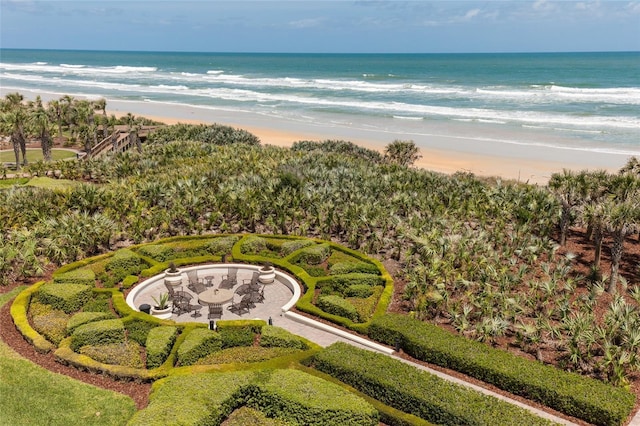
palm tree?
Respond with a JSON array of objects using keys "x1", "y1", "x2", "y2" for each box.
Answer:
[
  {"x1": 1, "y1": 92, "x2": 28, "y2": 168},
  {"x1": 29, "y1": 96, "x2": 54, "y2": 162},
  {"x1": 548, "y1": 169, "x2": 589, "y2": 246},
  {"x1": 383, "y1": 139, "x2": 422, "y2": 167}
]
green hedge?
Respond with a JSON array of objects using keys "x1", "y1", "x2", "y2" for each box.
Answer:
[
  {"x1": 240, "y1": 235, "x2": 268, "y2": 254},
  {"x1": 217, "y1": 319, "x2": 266, "y2": 348},
  {"x1": 177, "y1": 328, "x2": 222, "y2": 366},
  {"x1": 206, "y1": 235, "x2": 240, "y2": 255},
  {"x1": 10, "y1": 281, "x2": 55, "y2": 353},
  {"x1": 106, "y1": 248, "x2": 141, "y2": 271},
  {"x1": 70, "y1": 319, "x2": 125, "y2": 352},
  {"x1": 368, "y1": 314, "x2": 635, "y2": 426},
  {"x1": 310, "y1": 342, "x2": 553, "y2": 426},
  {"x1": 146, "y1": 326, "x2": 178, "y2": 369},
  {"x1": 52, "y1": 268, "x2": 96, "y2": 286},
  {"x1": 317, "y1": 295, "x2": 360, "y2": 323},
  {"x1": 330, "y1": 261, "x2": 380, "y2": 275},
  {"x1": 67, "y1": 311, "x2": 112, "y2": 334},
  {"x1": 136, "y1": 244, "x2": 174, "y2": 262},
  {"x1": 260, "y1": 325, "x2": 309, "y2": 350},
  {"x1": 317, "y1": 274, "x2": 386, "y2": 294},
  {"x1": 130, "y1": 369, "x2": 377, "y2": 426},
  {"x1": 79, "y1": 341, "x2": 144, "y2": 368},
  {"x1": 292, "y1": 244, "x2": 330, "y2": 265},
  {"x1": 124, "y1": 319, "x2": 157, "y2": 346},
  {"x1": 280, "y1": 239, "x2": 315, "y2": 255},
  {"x1": 31, "y1": 305, "x2": 69, "y2": 345},
  {"x1": 345, "y1": 284, "x2": 375, "y2": 298},
  {"x1": 38, "y1": 283, "x2": 92, "y2": 313}
]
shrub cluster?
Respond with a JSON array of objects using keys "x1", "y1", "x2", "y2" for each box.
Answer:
[
  {"x1": 344, "y1": 284, "x2": 375, "y2": 298},
  {"x1": 206, "y1": 236, "x2": 239, "y2": 255},
  {"x1": 329, "y1": 261, "x2": 380, "y2": 275},
  {"x1": 66, "y1": 311, "x2": 112, "y2": 334},
  {"x1": 317, "y1": 274, "x2": 385, "y2": 294},
  {"x1": 260, "y1": 325, "x2": 309, "y2": 350},
  {"x1": 79, "y1": 341, "x2": 144, "y2": 368},
  {"x1": 124, "y1": 319, "x2": 157, "y2": 346},
  {"x1": 291, "y1": 139, "x2": 382, "y2": 163},
  {"x1": 136, "y1": 244, "x2": 174, "y2": 262},
  {"x1": 38, "y1": 283, "x2": 92, "y2": 313},
  {"x1": 53, "y1": 268, "x2": 95, "y2": 286},
  {"x1": 280, "y1": 239, "x2": 315, "y2": 256},
  {"x1": 146, "y1": 326, "x2": 178, "y2": 369},
  {"x1": 368, "y1": 314, "x2": 635, "y2": 426},
  {"x1": 106, "y1": 249, "x2": 141, "y2": 272},
  {"x1": 30, "y1": 304, "x2": 69, "y2": 345},
  {"x1": 147, "y1": 123, "x2": 260, "y2": 146},
  {"x1": 348, "y1": 286, "x2": 384, "y2": 322},
  {"x1": 177, "y1": 328, "x2": 222, "y2": 366},
  {"x1": 82, "y1": 293, "x2": 112, "y2": 313},
  {"x1": 70, "y1": 319, "x2": 125, "y2": 352},
  {"x1": 317, "y1": 295, "x2": 360, "y2": 323},
  {"x1": 292, "y1": 244, "x2": 330, "y2": 265},
  {"x1": 217, "y1": 319, "x2": 265, "y2": 348},
  {"x1": 310, "y1": 342, "x2": 552, "y2": 426},
  {"x1": 240, "y1": 235, "x2": 268, "y2": 254}
]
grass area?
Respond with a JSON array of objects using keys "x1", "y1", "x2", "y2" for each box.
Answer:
[
  {"x1": 0, "y1": 288, "x2": 137, "y2": 426},
  {"x1": 25, "y1": 176, "x2": 82, "y2": 191},
  {"x1": 0, "y1": 148, "x2": 77, "y2": 163},
  {"x1": 0, "y1": 177, "x2": 30, "y2": 188}
]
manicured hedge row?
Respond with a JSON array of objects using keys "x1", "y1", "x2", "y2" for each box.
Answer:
[
  {"x1": 66, "y1": 311, "x2": 112, "y2": 334},
  {"x1": 10, "y1": 282, "x2": 55, "y2": 353},
  {"x1": 330, "y1": 261, "x2": 380, "y2": 275},
  {"x1": 130, "y1": 369, "x2": 377, "y2": 426},
  {"x1": 309, "y1": 342, "x2": 553, "y2": 426},
  {"x1": 106, "y1": 248, "x2": 141, "y2": 271},
  {"x1": 146, "y1": 326, "x2": 178, "y2": 369},
  {"x1": 260, "y1": 325, "x2": 309, "y2": 350},
  {"x1": 38, "y1": 284, "x2": 92, "y2": 313},
  {"x1": 177, "y1": 327, "x2": 222, "y2": 366},
  {"x1": 70, "y1": 319, "x2": 125, "y2": 352},
  {"x1": 52, "y1": 268, "x2": 96, "y2": 286},
  {"x1": 368, "y1": 314, "x2": 635, "y2": 426},
  {"x1": 317, "y1": 295, "x2": 360, "y2": 322},
  {"x1": 136, "y1": 244, "x2": 174, "y2": 262},
  {"x1": 280, "y1": 239, "x2": 315, "y2": 255},
  {"x1": 292, "y1": 244, "x2": 330, "y2": 265}
]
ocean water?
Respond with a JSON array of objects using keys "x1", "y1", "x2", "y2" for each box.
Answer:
[{"x1": 1, "y1": 49, "x2": 639, "y2": 156}]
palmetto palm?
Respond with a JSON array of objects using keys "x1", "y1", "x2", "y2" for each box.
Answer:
[
  {"x1": 29, "y1": 96, "x2": 54, "y2": 162},
  {"x1": 549, "y1": 169, "x2": 589, "y2": 246}
]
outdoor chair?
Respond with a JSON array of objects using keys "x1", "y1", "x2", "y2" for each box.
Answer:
[
  {"x1": 219, "y1": 268, "x2": 238, "y2": 289},
  {"x1": 208, "y1": 303, "x2": 223, "y2": 320},
  {"x1": 164, "y1": 282, "x2": 178, "y2": 300},
  {"x1": 227, "y1": 296, "x2": 250, "y2": 315},
  {"x1": 188, "y1": 279, "x2": 207, "y2": 294}
]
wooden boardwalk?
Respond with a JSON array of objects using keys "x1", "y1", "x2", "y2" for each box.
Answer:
[{"x1": 84, "y1": 125, "x2": 161, "y2": 159}]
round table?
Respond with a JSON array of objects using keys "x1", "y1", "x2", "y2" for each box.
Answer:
[{"x1": 198, "y1": 288, "x2": 234, "y2": 305}]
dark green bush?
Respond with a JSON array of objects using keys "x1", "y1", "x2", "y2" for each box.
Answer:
[
  {"x1": 38, "y1": 284, "x2": 92, "y2": 314},
  {"x1": 30, "y1": 302, "x2": 69, "y2": 345},
  {"x1": 79, "y1": 341, "x2": 144, "y2": 368},
  {"x1": 317, "y1": 295, "x2": 359, "y2": 323},
  {"x1": 317, "y1": 274, "x2": 385, "y2": 294},
  {"x1": 291, "y1": 139, "x2": 382, "y2": 163},
  {"x1": 82, "y1": 293, "x2": 112, "y2": 313},
  {"x1": 310, "y1": 343, "x2": 552, "y2": 426},
  {"x1": 206, "y1": 236, "x2": 239, "y2": 255},
  {"x1": 67, "y1": 311, "x2": 112, "y2": 334},
  {"x1": 260, "y1": 325, "x2": 308, "y2": 350},
  {"x1": 146, "y1": 326, "x2": 178, "y2": 369},
  {"x1": 218, "y1": 326, "x2": 255, "y2": 349},
  {"x1": 196, "y1": 346, "x2": 300, "y2": 366},
  {"x1": 106, "y1": 249, "x2": 141, "y2": 272},
  {"x1": 177, "y1": 328, "x2": 222, "y2": 366},
  {"x1": 349, "y1": 286, "x2": 384, "y2": 322},
  {"x1": 53, "y1": 268, "x2": 95, "y2": 286},
  {"x1": 124, "y1": 319, "x2": 157, "y2": 346},
  {"x1": 223, "y1": 406, "x2": 291, "y2": 426},
  {"x1": 70, "y1": 319, "x2": 125, "y2": 352},
  {"x1": 368, "y1": 314, "x2": 635, "y2": 426}
]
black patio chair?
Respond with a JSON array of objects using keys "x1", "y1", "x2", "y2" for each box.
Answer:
[
  {"x1": 219, "y1": 268, "x2": 238, "y2": 290},
  {"x1": 208, "y1": 303, "x2": 223, "y2": 320},
  {"x1": 227, "y1": 295, "x2": 250, "y2": 315}
]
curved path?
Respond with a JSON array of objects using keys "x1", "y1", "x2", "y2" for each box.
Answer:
[{"x1": 129, "y1": 264, "x2": 577, "y2": 425}]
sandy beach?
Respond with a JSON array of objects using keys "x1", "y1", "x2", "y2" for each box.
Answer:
[{"x1": 107, "y1": 100, "x2": 632, "y2": 186}]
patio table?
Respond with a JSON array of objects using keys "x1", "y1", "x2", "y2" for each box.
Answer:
[{"x1": 198, "y1": 288, "x2": 234, "y2": 305}]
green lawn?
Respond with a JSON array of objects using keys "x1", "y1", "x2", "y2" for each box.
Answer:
[
  {"x1": 0, "y1": 288, "x2": 137, "y2": 426},
  {"x1": 0, "y1": 148, "x2": 77, "y2": 163}
]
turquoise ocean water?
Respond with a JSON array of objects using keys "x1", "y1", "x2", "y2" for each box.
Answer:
[{"x1": 1, "y1": 49, "x2": 638, "y2": 155}]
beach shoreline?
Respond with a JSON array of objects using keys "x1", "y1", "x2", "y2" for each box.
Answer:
[{"x1": 3, "y1": 88, "x2": 635, "y2": 185}]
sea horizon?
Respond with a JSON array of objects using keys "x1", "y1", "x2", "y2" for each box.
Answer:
[{"x1": 1, "y1": 48, "x2": 639, "y2": 166}]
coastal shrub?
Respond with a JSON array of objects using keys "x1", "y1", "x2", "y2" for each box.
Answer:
[
  {"x1": 37, "y1": 283, "x2": 92, "y2": 313},
  {"x1": 124, "y1": 319, "x2": 157, "y2": 346},
  {"x1": 199, "y1": 124, "x2": 260, "y2": 146},
  {"x1": 177, "y1": 328, "x2": 222, "y2": 366},
  {"x1": 345, "y1": 284, "x2": 375, "y2": 298},
  {"x1": 280, "y1": 239, "x2": 315, "y2": 256},
  {"x1": 240, "y1": 235, "x2": 268, "y2": 254},
  {"x1": 292, "y1": 244, "x2": 330, "y2": 265},
  {"x1": 206, "y1": 235, "x2": 239, "y2": 255},
  {"x1": 70, "y1": 319, "x2": 125, "y2": 352},
  {"x1": 330, "y1": 261, "x2": 379, "y2": 276},
  {"x1": 291, "y1": 139, "x2": 383, "y2": 163},
  {"x1": 30, "y1": 304, "x2": 69, "y2": 345},
  {"x1": 260, "y1": 325, "x2": 309, "y2": 350},
  {"x1": 368, "y1": 314, "x2": 635, "y2": 426},
  {"x1": 79, "y1": 341, "x2": 144, "y2": 368},
  {"x1": 66, "y1": 311, "x2": 112, "y2": 334},
  {"x1": 317, "y1": 295, "x2": 360, "y2": 322},
  {"x1": 146, "y1": 326, "x2": 178, "y2": 369},
  {"x1": 309, "y1": 342, "x2": 551, "y2": 426},
  {"x1": 52, "y1": 268, "x2": 95, "y2": 286},
  {"x1": 136, "y1": 244, "x2": 174, "y2": 262}
]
